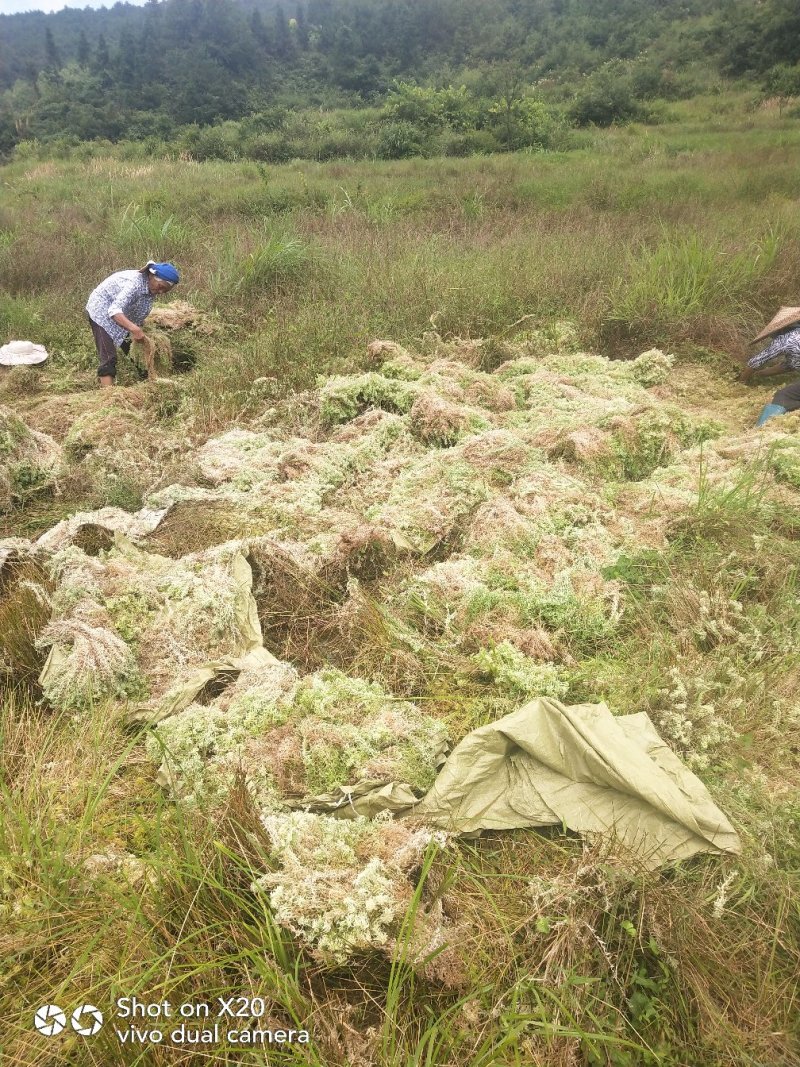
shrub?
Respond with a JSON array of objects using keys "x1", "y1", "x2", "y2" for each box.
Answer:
[
  {"x1": 569, "y1": 67, "x2": 647, "y2": 127},
  {"x1": 375, "y1": 120, "x2": 427, "y2": 160}
]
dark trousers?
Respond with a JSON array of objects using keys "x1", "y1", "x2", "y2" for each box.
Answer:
[
  {"x1": 773, "y1": 380, "x2": 800, "y2": 411},
  {"x1": 88, "y1": 316, "x2": 130, "y2": 378}
]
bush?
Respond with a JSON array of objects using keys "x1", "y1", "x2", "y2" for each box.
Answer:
[
  {"x1": 441, "y1": 129, "x2": 501, "y2": 156},
  {"x1": 375, "y1": 120, "x2": 427, "y2": 160},
  {"x1": 242, "y1": 134, "x2": 295, "y2": 163},
  {"x1": 181, "y1": 122, "x2": 242, "y2": 161},
  {"x1": 569, "y1": 68, "x2": 647, "y2": 127}
]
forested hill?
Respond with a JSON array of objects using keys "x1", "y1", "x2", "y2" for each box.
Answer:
[{"x1": 1, "y1": 0, "x2": 799, "y2": 153}]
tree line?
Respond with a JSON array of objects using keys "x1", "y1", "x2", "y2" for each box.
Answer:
[{"x1": 0, "y1": 0, "x2": 798, "y2": 157}]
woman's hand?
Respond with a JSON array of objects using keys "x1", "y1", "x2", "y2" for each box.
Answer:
[{"x1": 111, "y1": 312, "x2": 145, "y2": 341}]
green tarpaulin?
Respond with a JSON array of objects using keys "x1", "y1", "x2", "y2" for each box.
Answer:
[{"x1": 297, "y1": 699, "x2": 740, "y2": 869}]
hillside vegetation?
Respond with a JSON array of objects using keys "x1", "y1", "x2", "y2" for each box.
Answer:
[
  {"x1": 1, "y1": 0, "x2": 799, "y2": 157},
  {"x1": 1, "y1": 110, "x2": 799, "y2": 1064}
]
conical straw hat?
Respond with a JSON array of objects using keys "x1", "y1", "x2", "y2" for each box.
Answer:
[{"x1": 752, "y1": 306, "x2": 800, "y2": 345}]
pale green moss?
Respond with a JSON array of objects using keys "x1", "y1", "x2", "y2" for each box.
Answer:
[
  {"x1": 252, "y1": 812, "x2": 441, "y2": 962},
  {"x1": 602, "y1": 409, "x2": 723, "y2": 481},
  {"x1": 471, "y1": 640, "x2": 569, "y2": 700},
  {"x1": 147, "y1": 694, "x2": 289, "y2": 808},
  {"x1": 379, "y1": 357, "x2": 424, "y2": 381},
  {"x1": 768, "y1": 440, "x2": 800, "y2": 490},
  {"x1": 38, "y1": 618, "x2": 147, "y2": 712},
  {"x1": 291, "y1": 669, "x2": 447, "y2": 792},
  {"x1": 319, "y1": 372, "x2": 418, "y2": 425}
]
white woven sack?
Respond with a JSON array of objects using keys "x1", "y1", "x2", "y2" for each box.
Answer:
[{"x1": 0, "y1": 340, "x2": 49, "y2": 366}]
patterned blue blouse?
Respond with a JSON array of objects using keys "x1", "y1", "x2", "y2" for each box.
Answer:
[
  {"x1": 86, "y1": 270, "x2": 154, "y2": 347},
  {"x1": 747, "y1": 326, "x2": 800, "y2": 371}
]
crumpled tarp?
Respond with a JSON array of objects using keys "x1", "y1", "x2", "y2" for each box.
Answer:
[
  {"x1": 133, "y1": 646, "x2": 283, "y2": 727},
  {"x1": 34, "y1": 505, "x2": 172, "y2": 554},
  {"x1": 299, "y1": 699, "x2": 741, "y2": 868}
]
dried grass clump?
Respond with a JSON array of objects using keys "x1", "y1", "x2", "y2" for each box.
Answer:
[
  {"x1": 408, "y1": 390, "x2": 491, "y2": 447},
  {"x1": 367, "y1": 452, "x2": 489, "y2": 554},
  {"x1": 321, "y1": 523, "x2": 398, "y2": 581},
  {"x1": 0, "y1": 557, "x2": 53, "y2": 696},
  {"x1": 366, "y1": 339, "x2": 413, "y2": 362},
  {"x1": 58, "y1": 403, "x2": 184, "y2": 509},
  {"x1": 0, "y1": 469, "x2": 10, "y2": 513},
  {"x1": 462, "y1": 497, "x2": 536, "y2": 555},
  {"x1": 458, "y1": 428, "x2": 533, "y2": 476},
  {"x1": 142, "y1": 499, "x2": 265, "y2": 557},
  {"x1": 147, "y1": 300, "x2": 212, "y2": 332},
  {"x1": 181, "y1": 412, "x2": 415, "y2": 543},
  {"x1": 0, "y1": 405, "x2": 61, "y2": 510},
  {"x1": 195, "y1": 429, "x2": 286, "y2": 487},
  {"x1": 548, "y1": 424, "x2": 613, "y2": 465},
  {"x1": 0, "y1": 364, "x2": 43, "y2": 398}
]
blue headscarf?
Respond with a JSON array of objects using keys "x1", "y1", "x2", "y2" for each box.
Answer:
[{"x1": 148, "y1": 262, "x2": 180, "y2": 285}]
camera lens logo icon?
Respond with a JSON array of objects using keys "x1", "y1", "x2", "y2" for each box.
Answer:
[
  {"x1": 34, "y1": 1003, "x2": 104, "y2": 1037},
  {"x1": 71, "y1": 1004, "x2": 104, "y2": 1036},
  {"x1": 34, "y1": 1005, "x2": 66, "y2": 1036}
]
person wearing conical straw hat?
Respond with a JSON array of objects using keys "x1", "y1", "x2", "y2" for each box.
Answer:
[
  {"x1": 741, "y1": 307, "x2": 800, "y2": 426},
  {"x1": 86, "y1": 261, "x2": 180, "y2": 387}
]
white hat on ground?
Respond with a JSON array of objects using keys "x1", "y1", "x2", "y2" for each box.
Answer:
[{"x1": 0, "y1": 340, "x2": 49, "y2": 366}]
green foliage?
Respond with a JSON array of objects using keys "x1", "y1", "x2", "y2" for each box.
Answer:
[
  {"x1": 114, "y1": 202, "x2": 194, "y2": 258},
  {"x1": 2, "y1": 0, "x2": 796, "y2": 160},
  {"x1": 471, "y1": 640, "x2": 569, "y2": 700},
  {"x1": 319, "y1": 372, "x2": 417, "y2": 425},
  {"x1": 606, "y1": 228, "x2": 781, "y2": 335},
  {"x1": 386, "y1": 83, "x2": 478, "y2": 132},
  {"x1": 569, "y1": 64, "x2": 648, "y2": 127},
  {"x1": 602, "y1": 410, "x2": 722, "y2": 481},
  {"x1": 767, "y1": 439, "x2": 800, "y2": 489},
  {"x1": 376, "y1": 120, "x2": 427, "y2": 160},
  {"x1": 761, "y1": 63, "x2": 800, "y2": 113},
  {"x1": 9, "y1": 461, "x2": 48, "y2": 494}
]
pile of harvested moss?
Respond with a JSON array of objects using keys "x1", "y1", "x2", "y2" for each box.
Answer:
[
  {"x1": 4, "y1": 330, "x2": 795, "y2": 965},
  {"x1": 0, "y1": 405, "x2": 61, "y2": 512}
]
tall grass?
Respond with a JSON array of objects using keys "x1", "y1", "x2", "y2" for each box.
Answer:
[
  {"x1": 606, "y1": 226, "x2": 783, "y2": 338},
  {"x1": 113, "y1": 203, "x2": 196, "y2": 261},
  {"x1": 2, "y1": 114, "x2": 799, "y2": 395}
]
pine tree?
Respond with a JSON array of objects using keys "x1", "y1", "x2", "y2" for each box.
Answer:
[
  {"x1": 77, "y1": 30, "x2": 91, "y2": 66},
  {"x1": 44, "y1": 27, "x2": 61, "y2": 72}
]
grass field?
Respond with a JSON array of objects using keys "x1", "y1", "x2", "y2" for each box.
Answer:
[{"x1": 1, "y1": 102, "x2": 799, "y2": 1066}]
